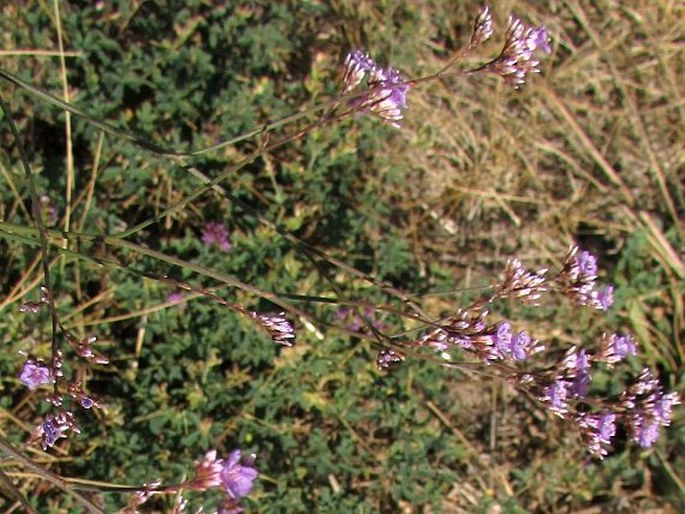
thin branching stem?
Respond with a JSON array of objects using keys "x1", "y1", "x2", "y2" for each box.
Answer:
[{"x1": 0, "y1": 436, "x2": 105, "y2": 514}]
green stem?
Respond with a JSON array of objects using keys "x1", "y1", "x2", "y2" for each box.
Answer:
[
  {"x1": 0, "y1": 221, "x2": 311, "y2": 324},
  {"x1": 0, "y1": 93, "x2": 63, "y2": 390},
  {"x1": 0, "y1": 67, "x2": 330, "y2": 158},
  {"x1": 0, "y1": 437, "x2": 105, "y2": 514}
]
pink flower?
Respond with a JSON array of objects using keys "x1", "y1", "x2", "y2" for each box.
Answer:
[
  {"x1": 188, "y1": 449, "x2": 224, "y2": 491},
  {"x1": 201, "y1": 222, "x2": 232, "y2": 251}
]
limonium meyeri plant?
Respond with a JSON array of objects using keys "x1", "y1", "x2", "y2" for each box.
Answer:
[{"x1": 0, "y1": 3, "x2": 679, "y2": 511}]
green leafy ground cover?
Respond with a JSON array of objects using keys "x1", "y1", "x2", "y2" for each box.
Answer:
[{"x1": 0, "y1": 1, "x2": 683, "y2": 512}]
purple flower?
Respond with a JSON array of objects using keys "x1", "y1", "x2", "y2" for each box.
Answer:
[
  {"x1": 579, "y1": 411, "x2": 616, "y2": 458},
  {"x1": 188, "y1": 450, "x2": 224, "y2": 491},
  {"x1": 598, "y1": 332, "x2": 637, "y2": 366},
  {"x1": 653, "y1": 392, "x2": 680, "y2": 425},
  {"x1": 576, "y1": 250, "x2": 598, "y2": 278},
  {"x1": 492, "y1": 322, "x2": 540, "y2": 362},
  {"x1": 341, "y1": 50, "x2": 410, "y2": 128},
  {"x1": 455, "y1": 335, "x2": 473, "y2": 350},
  {"x1": 220, "y1": 450, "x2": 258, "y2": 500},
  {"x1": 613, "y1": 334, "x2": 637, "y2": 359},
  {"x1": 493, "y1": 321, "x2": 512, "y2": 357},
  {"x1": 166, "y1": 292, "x2": 185, "y2": 304},
  {"x1": 484, "y1": 16, "x2": 552, "y2": 88},
  {"x1": 510, "y1": 330, "x2": 542, "y2": 361},
  {"x1": 528, "y1": 26, "x2": 552, "y2": 54},
  {"x1": 571, "y1": 349, "x2": 592, "y2": 398},
  {"x1": 201, "y1": 222, "x2": 232, "y2": 251},
  {"x1": 557, "y1": 245, "x2": 608, "y2": 309},
  {"x1": 542, "y1": 379, "x2": 570, "y2": 417},
  {"x1": 636, "y1": 420, "x2": 661, "y2": 448},
  {"x1": 19, "y1": 360, "x2": 53, "y2": 390},
  {"x1": 41, "y1": 418, "x2": 65, "y2": 448},
  {"x1": 596, "y1": 284, "x2": 614, "y2": 311},
  {"x1": 596, "y1": 412, "x2": 617, "y2": 441},
  {"x1": 623, "y1": 370, "x2": 681, "y2": 448},
  {"x1": 371, "y1": 67, "x2": 410, "y2": 127},
  {"x1": 38, "y1": 411, "x2": 79, "y2": 450}
]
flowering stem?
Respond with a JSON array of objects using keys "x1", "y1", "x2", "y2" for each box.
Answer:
[
  {"x1": 0, "y1": 220, "x2": 314, "y2": 329},
  {"x1": 0, "y1": 94, "x2": 64, "y2": 392}
]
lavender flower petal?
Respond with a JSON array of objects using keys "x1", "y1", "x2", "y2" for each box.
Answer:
[
  {"x1": 220, "y1": 450, "x2": 258, "y2": 500},
  {"x1": 19, "y1": 360, "x2": 53, "y2": 390}
]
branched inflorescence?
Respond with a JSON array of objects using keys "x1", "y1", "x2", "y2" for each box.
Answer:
[
  {"x1": 378, "y1": 244, "x2": 680, "y2": 458},
  {"x1": 18, "y1": 286, "x2": 107, "y2": 450},
  {"x1": 340, "y1": 50, "x2": 410, "y2": 128},
  {"x1": 338, "y1": 5, "x2": 553, "y2": 130},
  {"x1": 481, "y1": 15, "x2": 552, "y2": 88}
]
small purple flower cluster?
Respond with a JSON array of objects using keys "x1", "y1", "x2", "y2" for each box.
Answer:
[
  {"x1": 468, "y1": 6, "x2": 494, "y2": 49},
  {"x1": 411, "y1": 309, "x2": 543, "y2": 366},
  {"x1": 340, "y1": 50, "x2": 410, "y2": 128},
  {"x1": 622, "y1": 369, "x2": 681, "y2": 448},
  {"x1": 376, "y1": 349, "x2": 405, "y2": 371},
  {"x1": 250, "y1": 311, "x2": 296, "y2": 346},
  {"x1": 188, "y1": 449, "x2": 258, "y2": 500},
  {"x1": 35, "y1": 411, "x2": 81, "y2": 450},
  {"x1": 388, "y1": 244, "x2": 681, "y2": 458},
  {"x1": 556, "y1": 245, "x2": 615, "y2": 311},
  {"x1": 23, "y1": 360, "x2": 101, "y2": 449},
  {"x1": 18, "y1": 286, "x2": 106, "y2": 450},
  {"x1": 597, "y1": 332, "x2": 637, "y2": 366},
  {"x1": 338, "y1": 6, "x2": 555, "y2": 129},
  {"x1": 494, "y1": 258, "x2": 548, "y2": 304},
  {"x1": 577, "y1": 412, "x2": 616, "y2": 458},
  {"x1": 484, "y1": 15, "x2": 552, "y2": 88},
  {"x1": 124, "y1": 449, "x2": 258, "y2": 513},
  {"x1": 219, "y1": 450, "x2": 259, "y2": 500},
  {"x1": 201, "y1": 221, "x2": 232, "y2": 252},
  {"x1": 487, "y1": 319, "x2": 670, "y2": 455},
  {"x1": 494, "y1": 321, "x2": 543, "y2": 361}
]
